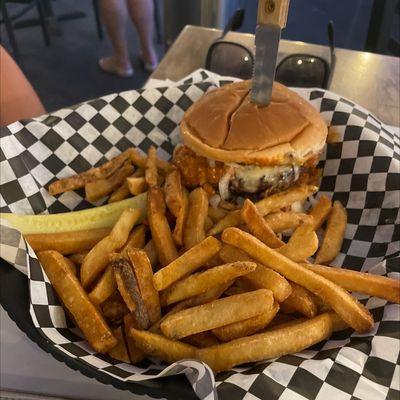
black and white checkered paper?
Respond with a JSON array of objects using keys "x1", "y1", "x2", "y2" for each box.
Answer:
[{"x1": 1, "y1": 69, "x2": 399, "y2": 400}]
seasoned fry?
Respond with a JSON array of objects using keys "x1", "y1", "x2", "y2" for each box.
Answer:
[
  {"x1": 69, "y1": 252, "x2": 87, "y2": 265},
  {"x1": 88, "y1": 266, "x2": 116, "y2": 305},
  {"x1": 212, "y1": 302, "x2": 280, "y2": 342},
  {"x1": 25, "y1": 228, "x2": 111, "y2": 255},
  {"x1": 165, "y1": 168, "x2": 184, "y2": 217},
  {"x1": 184, "y1": 187, "x2": 209, "y2": 250},
  {"x1": 126, "y1": 177, "x2": 147, "y2": 196},
  {"x1": 143, "y1": 240, "x2": 158, "y2": 269},
  {"x1": 37, "y1": 251, "x2": 117, "y2": 353},
  {"x1": 81, "y1": 208, "x2": 141, "y2": 288},
  {"x1": 184, "y1": 332, "x2": 219, "y2": 348},
  {"x1": 208, "y1": 206, "x2": 228, "y2": 223},
  {"x1": 222, "y1": 228, "x2": 374, "y2": 333},
  {"x1": 128, "y1": 148, "x2": 172, "y2": 173},
  {"x1": 130, "y1": 328, "x2": 196, "y2": 363},
  {"x1": 147, "y1": 186, "x2": 178, "y2": 267},
  {"x1": 160, "y1": 262, "x2": 257, "y2": 306},
  {"x1": 160, "y1": 289, "x2": 274, "y2": 339},
  {"x1": 316, "y1": 201, "x2": 347, "y2": 264},
  {"x1": 241, "y1": 199, "x2": 284, "y2": 248},
  {"x1": 119, "y1": 225, "x2": 146, "y2": 257},
  {"x1": 128, "y1": 249, "x2": 161, "y2": 324},
  {"x1": 302, "y1": 263, "x2": 400, "y2": 304},
  {"x1": 281, "y1": 282, "x2": 318, "y2": 318},
  {"x1": 219, "y1": 244, "x2": 292, "y2": 302},
  {"x1": 198, "y1": 313, "x2": 333, "y2": 372},
  {"x1": 108, "y1": 180, "x2": 131, "y2": 203},
  {"x1": 172, "y1": 189, "x2": 189, "y2": 246},
  {"x1": 153, "y1": 236, "x2": 221, "y2": 291},
  {"x1": 108, "y1": 326, "x2": 130, "y2": 363},
  {"x1": 264, "y1": 212, "x2": 313, "y2": 233},
  {"x1": 85, "y1": 162, "x2": 134, "y2": 202},
  {"x1": 101, "y1": 291, "x2": 129, "y2": 324},
  {"x1": 309, "y1": 195, "x2": 332, "y2": 230},
  {"x1": 124, "y1": 314, "x2": 145, "y2": 363},
  {"x1": 145, "y1": 146, "x2": 158, "y2": 187}
]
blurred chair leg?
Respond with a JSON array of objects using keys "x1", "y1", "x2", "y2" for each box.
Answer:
[
  {"x1": 1, "y1": 1, "x2": 20, "y2": 60},
  {"x1": 36, "y1": 0, "x2": 51, "y2": 46},
  {"x1": 92, "y1": 0, "x2": 104, "y2": 40}
]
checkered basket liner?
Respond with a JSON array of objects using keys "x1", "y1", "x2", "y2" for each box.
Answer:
[{"x1": 1, "y1": 69, "x2": 399, "y2": 400}]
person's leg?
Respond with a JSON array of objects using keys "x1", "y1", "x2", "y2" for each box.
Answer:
[
  {"x1": 99, "y1": 0, "x2": 133, "y2": 77},
  {"x1": 126, "y1": 0, "x2": 158, "y2": 70}
]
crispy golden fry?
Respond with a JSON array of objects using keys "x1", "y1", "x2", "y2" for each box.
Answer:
[
  {"x1": 278, "y1": 222, "x2": 319, "y2": 262},
  {"x1": 126, "y1": 177, "x2": 147, "y2": 196},
  {"x1": 316, "y1": 201, "x2": 347, "y2": 264},
  {"x1": 81, "y1": 208, "x2": 140, "y2": 288},
  {"x1": 108, "y1": 326, "x2": 130, "y2": 363},
  {"x1": 119, "y1": 225, "x2": 146, "y2": 257},
  {"x1": 213, "y1": 302, "x2": 279, "y2": 342},
  {"x1": 88, "y1": 266, "x2": 116, "y2": 305},
  {"x1": 48, "y1": 150, "x2": 131, "y2": 196},
  {"x1": 184, "y1": 187, "x2": 209, "y2": 250},
  {"x1": 101, "y1": 291, "x2": 129, "y2": 324},
  {"x1": 164, "y1": 168, "x2": 184, "y2": 217},
  {"x1": 113, "y1": 257, "x2": 150, "y2": 329},
  {"x1": 267, "y1": 313, "x2": 296, "y2": 329},
  {"x1": 302, "y1": 263, "x2": 400, "y2": 304},
  {"x1": 219, "y1": 200, "x2": 238, "y2": 211},
  {"x1": 130, "y1": 328, "x2": 196, "y2": 363},
  {"x1": 198, "y1": 313, "x2": 333, "y2": 372},
  {"x1": 128, "y1": 249, "x2": 161, "y2": 325},
  {"x1": 281, "y1": 282, "x2": 318, "y2": 318},
  {"x1": 143, "y1": 240, "x2": 158, "y2": 270},
  {"x1": 208, "y1": 206, "x2": 228, "y2": 223},
  {"x1": 328, "y1": 312, "x2": 349, "y2": 332},
  {"x1": 204, "y1": 216, "x2": 214, "y2": 232},
  {"x1": 224, "y1": 285, "x2": 247, "y2": 296},
  {"x1": 64, "y1": 257, "x2": 78, "y2": 275},
  {"x1": 85, "y1": 163, "x2": 134, "y2": 202},
  {"x1": 145, "y1": 146, "x2": 158, "y2": 187},
  {"x1": 160, "y1": 261, "x2": 257, "y2": 306},
  {"x1": 160, "y1": 289, "x2": 274, "y2": 339},
  {"x1": 153, "y1": 236, "x2": 221, "y2": 291},
  {"x1": 128, "y1": 148, "x2": 172, "y2": 173},
  {"x1": 147, "y1": 187, "x2": 178, "y2": 267},
  {"x1": 69, "y1": 252, "x2": 87, "y2": 265},
  {"x1": 309, "y1": 195, "x2": 332, "y2": 230},
  {"x1": 37, "y1": 251, "x2": 117, "y2": 353},
  {"x1": 108, "y1": 180, "x2": 131, "y2": 203},
  {"x1": 172, "y1": 189, "x2": 189, "y2": 247},
  {"x1": 25, "y1": 228, "x2": 111, "y2": 255},
  {"x1": 124, "y1": 314, "x2": 145, "y2": 363},
  {"x1": 241, "y1": 199, "x2": 284, "y2": 248},
  {"x1": 184, "y1": 332, "x2": 219, "y2": 348},
  {"x1": 219, "y1": 244, "x2": 292, "y2": 302},
  {"x1": 222, "y1": 228, "x2": 374, "y2": 333},
  {"x1": 266, "y1": 317, "x2": 307, "y2": 331},
  {"x1": 264, "y1": 212, "x2": 314, "y2": 233}
]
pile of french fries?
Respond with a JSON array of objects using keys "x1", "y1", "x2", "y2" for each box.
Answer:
[{"x1": 26, "y1": 146, "x2": 400, "y2": 373}]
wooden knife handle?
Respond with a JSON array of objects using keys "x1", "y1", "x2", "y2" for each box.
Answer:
[{"x1": 257, "y1": 0, "x2": 290, "y2": 27}]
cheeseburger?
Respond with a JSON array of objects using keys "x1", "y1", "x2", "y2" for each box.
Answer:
[{"x1": 173, "y1": 81, "x2": 327, "y2": 201}]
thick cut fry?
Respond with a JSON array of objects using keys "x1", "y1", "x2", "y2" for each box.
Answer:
[
  {"x1": 128, "y1": 249, "x2": 161, "y2": 324},
  {"x1": 165, "y1": 168, "x2": 184, "y2": 217},
  {"x1": 198, "y1": 313, "x2": 333, "y2": 372},
  {"x1": 204, "y1": 216, "x2": 214, "y2": 232},
  {"x1": 64, "y1": 257, "x2": 78, "y2": 275},
  {"x1": 184, "y1": 332, "x2": 219, "y2": 348},
  {"x1": 145, "y1": 146, "x2": 158, "y2": 187},
  {"x1": 208, "y1": 206, "x2": 228, "y2": 223},
  {"x1": 160, "y1": 261, "x2": 257, "y2": 306},
  {"x1": 108, "y1": 326, "x2": 130, "y2": 363},
  {"x1": 309, "y1": 195, "x2": 332, "y2": 230},
  {"x1": 88, "y1": 266, "x2": 116, "y2": 305},
  {"x1": 81, "y1": 208, "x2": 141, "y2": 288},
  {"x1": 37, "y1": 251, "x2": 117, "y2": 353},
  {"x1": 108, "y1": 180, "x2": 131, "y2": 203},
  {"x1": 328, "y1": 312, "x2": 350, "y2": 332},
  {"x1": 219, "y1": 244, "x2": 292, "y2": 302},
  {"x1": 281, "y1": 282, "x2": 318, "y2": 318},
  {"x1": 25, "y1": 228, "x2": 111, "y2": 255},
  {"x1": 172, "y1": 189, "x2": 189, "y2": 247},
  {"x1": 48, "y1": 150, "x2": 130, "y2": 195},
  {"x1": 128, "y1": 148, "x2": 172, "y2": 173},
  {"x1": 264, "y1": 212, "x2": 313, "y2": 233},
  {"x1": 119, "y1": 225, "x2": 146, "y2": 257},
  {"x1": 124, "y1": 314, "x2": 145, "y2": 363},
  {"x1": 112, "y1": 257, "x2": 150, "y2": 329},
  {"x1": 184, "y1": 187, "x2": 209, "y2": 250},
  {"x1": 101, "y1": 292, "x2": 129, "y2": 324},
  {"x1": 69, "y1": 252, "x2": 87, "y2": 265},
  {"x1": 316, "y1": 201, "x2": 347, "y2": 264},
  {"x1": 213, "y1": 302, "x2": 280, "y2": 342},
  {"x1": 267, "y1": 317, "x2": 307, "y2": 331},
  {"x1": 153, "y1": 236, "x2": 221, "y2": 291},
  {"x1": 219, "y1": 200, "x2": 238, "y2": 211},
  {"x1": 85, "y1": 163, "x2": 134, "y2": 202},
  {"x1": 224, "y1": 285, "x2": 247, "y2": 296},
  {"x1": 144, "y1": 240, "x2": 158, "y2": 269},
  {"x1": 127, "y1": 177, "x2": 147, "y2": 196},
  {"x1": 130, "y1": 328, "x2": 196, "y2": 363},
  {"x1": 147, "y1": 187, "x2": 178, "y2": 267},
  {"x1": 222, "y1": 228, "x2": 374, "y2": 333},
  {"x1": 302, "y1": 263, "x2": 400, "y2": 304},
  {"x1": 241, "y1": 199, "x2": 284, "y2": 248},
  {"x1": 160, "y1": 289, "x2": 274, "y2": 339}
]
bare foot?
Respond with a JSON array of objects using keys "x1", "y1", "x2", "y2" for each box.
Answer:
[{"x1": 99, "y1": 56, "x2": 134, "y2": 78}]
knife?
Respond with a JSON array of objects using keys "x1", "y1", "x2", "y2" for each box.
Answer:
[{"x1": 250, "y1": 0, "x2": 290, "y2": 106}]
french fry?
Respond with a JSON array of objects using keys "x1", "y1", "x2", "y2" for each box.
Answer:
[
  {"x1": 81, "y1": 208, "x2": 141, "y2": 288},
  {"x1": 164, "y1": 168, "x2": 184, "y2": 217},
  {"x1": 328, "y1": 312, "x2": 350, "y2": 332},
  {"x1": 128, "y1": 249, "x2": 161, "y2": 324},
  {"x1": 153, "y1": 236, "x2": 221, "y2": 291},
  {"x1": 197, "y1": 313, "x2": 333, "y2": 372},
  {"x1": 101, "y1": 291, "x2": 129, "y2": 324},
  {"x1": 119, "y1": 225, "x2": 146, "y2": 257},
  {"x1": 309, "y1": 195, "x2": 332, "y2": 230},
  {"x1": 160, "y1": 261, "x2": 257, "y2": 306},
  {"x1": 129, "y1": 328, "x2": 196, "y2": 363},
  {"x1": 144, "y1": 240, "x2": 158, "y2": 269},
  {"x1": 208, "y1": 206, "x2": 228, "y2": 223},
  {"x1": 127, "y1": 177, "x2": 147, "y2": 196},
  {"x1": 302, "y1": 263, "x2": 400, "y2": 304},
  {"x1": 37, "y1": 251, "x2": 117, "y2": 353},
  {"x1": 264, "y1": 212, "x2": 313, "y2": 233},
  {"x1": 219, "y1": 200, "x2": 238, "y2": 211},
  {"x1": 212, "y1": 302, "x2": 280, "y2": 342},
  {"x1": 241, "y1": 199, "x2": 284, "y2": 248},
  {"x1": 88, "y1": 266, "x2": 116, "y2": 305},
  {"x1": 48, "y1": 150, "x2": 131, "y2": 195},
  {"x1": 108, "y1": 180, "x2": 131, "y2": 203},
  {"x1": 184, "y1": 332, "x2": 219, "y2": 348},
  {"x1": 128, "y1": 148, "x2": 172, "y2": 173},
  {"x1": 25, "y1": 228, "x2": 111, "y2": 255},
  {"x1": 184, "y1": 187, "x2": 209, "y2": 250},
  {"x1": 172, "y1": 189, "x2": 189, "y2": 247},
  {"x1": 85, "y1": 162, "x2": 134, "y2": 202},
  {"x1": 267, "y1": 313, "x2": 296, "y2": 329},
  {"x1": 281, "y1": 282, "x2": 318, "y2": 318},
  {"x1": 160, "y1": 289, "x2": 274, "y2": 339},
  {"x1": 316, "y1": 201, "x2": 347, "y2": 264},
  {"x1": 145, "y1": 146, "x2": 158, "y2": 187},
  {"x1": 108, "y1": 326, "x2": 130, "y2": 363},
  {"x1": 64, "y1": 257, "x2": 78, "y2": 275},
  {"x1": 224, "y1": 285, "x2": 247, "y2": 296},
  {"x1": 204, "y1": 216, "x2": 214, "y2": 232},
  {"x1": 222, "y1": 228, "x2": 374, "y2": 333},
  {"x1": 219, "y1": 244, "x2": 292, "y2": 302},
  {"x1": 69, "y1": 252, "x2": 87, "y2": 265},
  {"x1": 266, "y1": 317, "x2": 307, "y2": 331},
  {"x1": 124, "y1": 314, "x2": 145, "y2": 363},
  {"x1": 112, "y1": 257, "x2": 150, "y2": 329}
]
